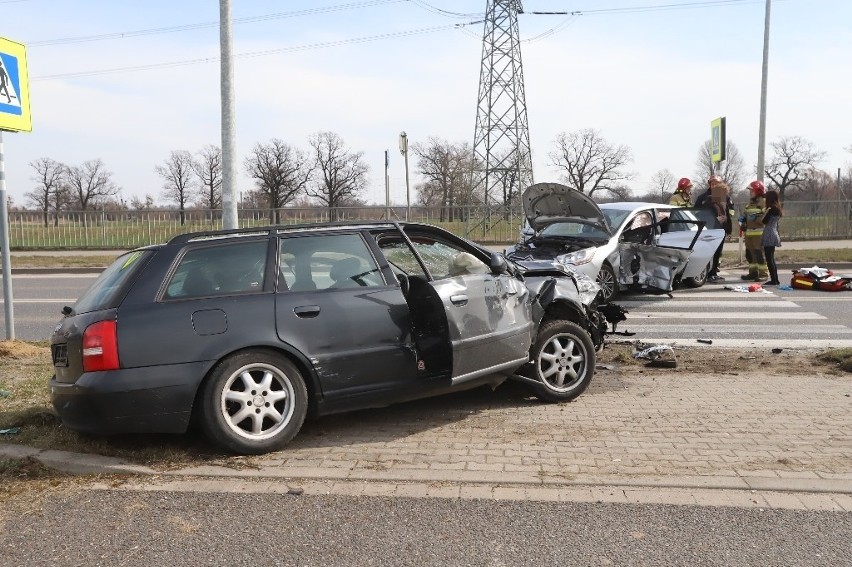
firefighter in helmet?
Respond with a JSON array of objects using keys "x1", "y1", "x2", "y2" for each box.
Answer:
[
  {"x1": 740, "y1": 180, "x2": 768, "y2": 281},
  {"x1": 669, "y1": 178, "x2": 693, "y2": 207}
]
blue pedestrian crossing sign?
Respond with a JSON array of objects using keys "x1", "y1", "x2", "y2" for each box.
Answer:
[{"x1": 0, "y1": 37, "x2": 31, "y2": 133}]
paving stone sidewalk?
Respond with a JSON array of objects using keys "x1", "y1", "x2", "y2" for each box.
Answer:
[{"x1": 4, "y1": 366, "x2": 851, "y2": 510}]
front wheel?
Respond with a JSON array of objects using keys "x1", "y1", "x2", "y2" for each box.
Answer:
[
  {"x1": 523, "y1": 320, "x2": 595, "y2": 402},
  {"x1": 199, "y1": 350, "x2": 308, "y2": 455},
  {"x1": 596, "y1": 263, "x2": 617, "y2": 303}
]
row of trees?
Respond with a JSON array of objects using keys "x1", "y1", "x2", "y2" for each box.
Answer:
[
  {"x1": 24, "y1": 129, "x2": 852, "y2": 226},
  {"x1": 642, "y1": 136, "x2": 848, "y2": 204}
]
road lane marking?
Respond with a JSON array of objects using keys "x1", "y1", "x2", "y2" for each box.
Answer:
[
  {"x1": 618, "y1": 300, "x2": 800, "y2": 308},
  {"x1": 626, "y1": 312, "x2": 826, "y2": 319}
]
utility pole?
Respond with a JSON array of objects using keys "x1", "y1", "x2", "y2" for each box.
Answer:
[
  {"x1": 399, "y1": 132, "x2": 411, "y2": 221},
  {"x1": 472, "y1": 0, "x2": 533, "y2": 210},
  {"x1": 220, "y1": 0, "x2": 238, "y2": 229},
  {"x1": 756, "y1": 0, "x2": 771, "y2": 182}
]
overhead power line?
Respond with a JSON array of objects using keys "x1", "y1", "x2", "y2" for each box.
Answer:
[
  {"x1": 32, "y1": 22, "x2": 478, "y2": 81},
  {"x1": 526, "y1": 0, "x2": 766, "y2": 17},
  {"x1": 28, "y1": 0, "x2": 405, "y2": 47}
]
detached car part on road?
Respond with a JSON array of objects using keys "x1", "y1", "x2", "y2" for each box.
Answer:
[
  {"x1": 51, "y1": 222, "x2": 607, "y2": 454},
  {"x1": 507, "y1": 183, "x2": 725, "y2": 302}
]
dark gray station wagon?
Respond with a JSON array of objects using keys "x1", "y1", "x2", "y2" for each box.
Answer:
[{"x1": 51, "y1": 222, "x2": 607, "y2": 454}]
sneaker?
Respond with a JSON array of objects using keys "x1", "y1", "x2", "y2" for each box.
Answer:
[{"x1": 707, "y1": 275, "x2": 725, "y2": 283}]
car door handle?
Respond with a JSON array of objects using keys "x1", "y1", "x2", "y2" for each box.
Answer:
[
  {"x1": 450, "y1": 294, "x2": 468, "y2": 306},
  {"x1": 294, "y1": 305, "x2": 321, "y2": 318}
]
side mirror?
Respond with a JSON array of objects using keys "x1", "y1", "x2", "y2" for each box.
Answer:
[
  {"x1": 489, "y1": 253, "x2": 508, "y2": 275},
  {"x1": 396, "y1": 273, "x2": 410, "y2": 297}
]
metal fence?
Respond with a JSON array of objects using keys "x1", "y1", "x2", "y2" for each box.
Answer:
[{"x1": 7, "y1": 200, "x2": 852, "y2": 250}]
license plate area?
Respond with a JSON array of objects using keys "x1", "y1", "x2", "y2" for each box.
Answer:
[{"x1": 52, "y1": 344, "x2": 68, "y2": 367}]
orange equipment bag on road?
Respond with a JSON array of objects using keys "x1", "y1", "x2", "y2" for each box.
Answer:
[{"x1": 790, "y1": 267, "x2": 852, "y2": 291}]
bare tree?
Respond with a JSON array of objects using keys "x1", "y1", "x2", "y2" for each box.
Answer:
[
  {"x1": 764, "y1": 136, "x2": 827, "y2": 200},
  {"x1": 130, "y1": 194, "x2": 155, "y2": 210},
  {"x1": 649, "y1": 169, "x2": 675, "y2": 203},
  {"x1": 155, "y1": 150, "x2": 195, "y2": 226},
  {"x1": 26, "y1": 157, "x2": 67, "y2": 226},
  {"x1": 694, "y1": 139, "x2": 747, "y2": 198},
  {"x1": 193, "y1": 145, "x2": 222, "y2": 211},
  {"x1": 548, "y1": 129, "x2": 634, "y2": 197},
  {"x1": 307, "y1": 132, "x2": 369, "y2": 222},
  {"x1": 789, "y1": 168, "x2": 836, "y2": 203},
  {"x1": 66, "y1": 159, "x2": 121, "y2": 211},
  {"x1": 412, "y1": 137, "x2": 476, "y2": 221},
  {"x1": 244, "y1": 138, "x2": 314, "y2": 224}
]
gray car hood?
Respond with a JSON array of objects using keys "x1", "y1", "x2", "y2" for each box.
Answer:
[{"x1": 522, "y1": 182, "x2": 610, "y2": 234}]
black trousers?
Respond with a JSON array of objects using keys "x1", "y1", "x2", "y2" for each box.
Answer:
[
  {"x1": 764, "y1": 246, "x2": 779, "y2": 283},
  {"x1": 709, "y1": 239, "x2": 724, "y2": 276}
]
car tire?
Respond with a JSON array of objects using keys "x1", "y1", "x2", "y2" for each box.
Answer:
[
  {"x1": 524, "y1": 320, "x2": 595, "y2": 403},
  {"x1": 199, "y1": 350, "x2": 308, "y2": 455},
  {"x1": 596, "y1": 263, "x2": 617, "y2": 303},
  {"x1": 684, "y1": 262, "x2": 710, "y2": 288}
]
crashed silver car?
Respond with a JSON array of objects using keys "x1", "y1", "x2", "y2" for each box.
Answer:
[{"x1": 507, "y1": 183, "x2": 725, "y2": 302}]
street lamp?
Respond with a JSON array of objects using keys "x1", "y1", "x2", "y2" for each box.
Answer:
[{"x1": 399, "y1": 131, "x2": 411, "y2": 221}]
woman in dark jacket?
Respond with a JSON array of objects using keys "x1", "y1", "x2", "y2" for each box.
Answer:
[{"x1": 761, "y1": 190, "x2": 782, "y2": 285}]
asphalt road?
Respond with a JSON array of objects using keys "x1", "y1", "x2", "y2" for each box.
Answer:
[
  {"x1": 3, "y1": 272, "x2": 852, "y2": 347},
  {"x1": 1, "y1": 489, "x2": 849, "y2": 567}
]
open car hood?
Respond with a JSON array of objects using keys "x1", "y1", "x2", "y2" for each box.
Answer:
[{"x1": 522, "y1": 182, "x2": 610, "y2": 234}]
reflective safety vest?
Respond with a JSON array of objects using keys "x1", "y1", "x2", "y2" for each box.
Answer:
[
  {"x1": 742, "y1": 197, "x2": 766, "y2": 237},
  {"x1": 668, "y1": 191, "x2": 691, "y2": 207}
]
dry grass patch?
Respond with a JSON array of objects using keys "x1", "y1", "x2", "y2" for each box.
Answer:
[
  {"x1": 598, "y1": 342, "x2": 848, "y2": 375},
  {"x1": 816, "y1": 348, "x2": 852, "y2": 372}
]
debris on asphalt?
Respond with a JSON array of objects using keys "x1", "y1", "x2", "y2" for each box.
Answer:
[
  {"x1": 287, "y1": 487, "x2": 305, "y2": 496},
  {"x1": 697, "y1": 339, "x2": 713, "y2": 344},
  {"x1": 723, "y1": 284, "x2": 772, "y2": 294},
  {"x1": 0, "y1": 389, "x2": 10, "y2": 398},
  {"x1": 0, "y1": 427, "x2": 21, "y2": 435},
  {"x1": 596, "y1": 363, "x2": 615, "y2": 371},
  {"x1": 599, "y1": 303, "x2": 629, "y2": 334},
  {"x1": 633, "y1": 344, "x2": 677, "y2": 368},
  {"x1": 771, "y1": 348, "x2": 783, "y2": 354}
]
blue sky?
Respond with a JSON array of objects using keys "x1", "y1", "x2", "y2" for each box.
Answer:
[{"x1": 4, "y1": 0, "x2": 851, "y2": 207}]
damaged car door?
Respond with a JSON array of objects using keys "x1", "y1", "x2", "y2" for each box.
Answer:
[
  {"x1": 616, "y1": 209, "x2": 692, "y2": 293},
  {"x1": 379, "y1": 228, "x2": 533, "y2": 386}
]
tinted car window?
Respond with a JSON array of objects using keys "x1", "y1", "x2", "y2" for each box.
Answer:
[
  {"x1": 164, "y1": 240, "x2": 268, "y2": 299},
  {"x1": 73, "y1": 250, "x2": 154, "y2": 314},
  {"x1": 278, "y1": 234, "x2": 384, "y2": 291}
]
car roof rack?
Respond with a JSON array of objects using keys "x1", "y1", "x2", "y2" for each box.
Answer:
[{"x1": 167, "y1": 220, "x2": 406, "y2": 245}]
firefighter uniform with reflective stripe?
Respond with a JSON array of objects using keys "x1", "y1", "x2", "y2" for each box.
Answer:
[
  {"x1": 668, "y1": 190, "x2": 691, "y2": 207},
  {"x1": 741, "y1": 197, "x2": 767, "y2": 280}
]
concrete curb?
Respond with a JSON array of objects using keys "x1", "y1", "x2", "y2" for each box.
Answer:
[{"x1": 3, "y1": 442, "x2": 849, "y2": 497}]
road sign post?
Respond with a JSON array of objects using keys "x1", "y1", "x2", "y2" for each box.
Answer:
[{"x1": 0, "y1": 36, "x2": 32, "y2": 340}]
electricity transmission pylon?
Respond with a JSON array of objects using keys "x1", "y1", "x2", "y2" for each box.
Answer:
[{"x1": 472, "y1": 0, "x2": 533, "y2": 211}]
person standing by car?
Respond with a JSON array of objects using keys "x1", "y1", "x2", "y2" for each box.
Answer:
[
  {"x1": 695, "y1": 175, "x2": 734, "y2": 282},
  {"x1": 761, "y1": 189, "x2": 782, "y2": 285},
  {"x1": 669, "y1": 178, "x2": 693, "y2": 207},
  {"x1": 739, "y1": 180, "x2": 768, "y2": 282}
]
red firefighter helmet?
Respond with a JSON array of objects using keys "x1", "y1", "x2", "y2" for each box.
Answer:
[
  {"x1": 748, "y1": 180, "x2": 766, "y2": 196},
  {"x1": 677, "y1": 177, "x2": 693, "y2": 191},
  {"x1": 707, "y1": 175, "x2": 722, "y2": 186}
]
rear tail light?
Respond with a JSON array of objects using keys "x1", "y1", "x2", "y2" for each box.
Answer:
[{"x1": 82, "y1": 320, "x2": 120, "y2": 372}]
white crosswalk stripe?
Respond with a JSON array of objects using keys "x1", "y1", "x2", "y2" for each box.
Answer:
[{"x1": 609, "y1": 276, "x2": 852, "y2": 348}]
